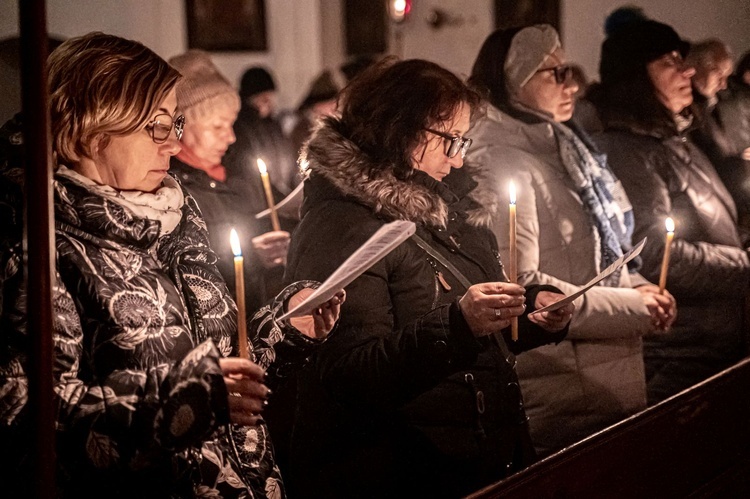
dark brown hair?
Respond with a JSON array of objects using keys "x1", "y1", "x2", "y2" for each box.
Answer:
[{"x1": 334, "y1": 57, "x2": 480, "y2": 179}]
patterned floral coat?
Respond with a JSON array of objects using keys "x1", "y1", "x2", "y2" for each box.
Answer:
[{"x1": 0, "y1": 117, "x2": 319, "y2": 498}]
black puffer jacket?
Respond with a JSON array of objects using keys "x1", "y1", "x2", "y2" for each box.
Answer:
[
  {"x1": 284, "y1": 122, "x2": 566, "y2": 498},
  {"x1": 170, "y1": 158, "x2": 284, "y2": 312},
  {"x1": 0, "y1": 117, "x2": 323, "y2": 498},
  {"x1": 597, "y1": 116, "x2": 750, "y2": 373}
]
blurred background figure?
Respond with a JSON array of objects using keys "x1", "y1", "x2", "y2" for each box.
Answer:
[
  {"x1": 288, "y1": 69, "x2": 342, "y2": 157},
  {"x1": 224, "y1": 66, "x2": 300, "y2": 222},
  {"x1": 0, "y1": 35, "x2": 64, "y2": 124},
  {"x1": 716, "y1": 50, "x2": 750, "y2": 191},
  {"x1": 686, "y1": 39, "x2": 750, "y2": 231},
  {"x1": 593, "y1": 19, "x2": 750, "y2": 404}
]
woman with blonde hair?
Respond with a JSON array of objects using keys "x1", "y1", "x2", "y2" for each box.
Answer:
[{"x1": 0, "y1": 32, "x2": 342, "y2": 497}]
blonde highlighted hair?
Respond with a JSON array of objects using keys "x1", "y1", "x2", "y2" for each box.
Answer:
[{"x1": 48, "y1": 32, "x2": 181, "y2": 166}]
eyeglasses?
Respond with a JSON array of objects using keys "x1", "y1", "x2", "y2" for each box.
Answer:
[
  {"x1": 146, "y1": 113, "x2": 185, "y2": 144},
  {"x1": 424, "y1": 128, "x2": 473, "y2": 159},
  {"x1": 535, "y1": 65, "x2": 574, "y2": 84}
]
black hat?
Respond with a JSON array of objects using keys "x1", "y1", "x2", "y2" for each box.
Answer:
[
  {"x1": 599, "y1": 20, "x2": 690, "y2": 85},
  {"x1": 239, "y1": 66, "x2": 276, "y2": 99},
  {"x1": 299, "y1": 70, "x2": 341, "y2": 110}
]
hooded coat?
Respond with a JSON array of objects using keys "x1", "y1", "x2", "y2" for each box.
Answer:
[
  {"x1": 467, "y1": 104, "x2": 654, "y2": 454},
  {"x1": 596, "y1": 110, "x2": 750, "y2": 403},
  {"x1": 0, "y1": 116, "x2": 322, "y2": 498},
  {"x1": 283, "y1": 120, "x2": 567, "y2": 498}
]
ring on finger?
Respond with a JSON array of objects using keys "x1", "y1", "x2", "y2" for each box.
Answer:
[
  {"x1": 494, "y1": 308, "x2": 504, "y2": 318},
  {"x1": 229, "y1": 392, "x2": 242, "y2": 398}
]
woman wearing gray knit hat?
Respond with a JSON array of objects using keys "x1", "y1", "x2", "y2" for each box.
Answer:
[
  {"x1": 168, "y1": 50, "x2": 345, "y2": 496},
  {"x1": 593, "y1": 20, "x2": 750, "y2": 404},
  {"x1": 467, "y1": 24, "x2": 677, "y2": 455}
]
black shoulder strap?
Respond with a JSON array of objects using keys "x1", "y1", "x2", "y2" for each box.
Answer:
[{"x1": 411, "y1": 234, "x2": 472, "y2": 290}]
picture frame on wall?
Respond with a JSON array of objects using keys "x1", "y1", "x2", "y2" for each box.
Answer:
[{"x1": 186, "y1": 0, "x2": 267, "y2": 51}]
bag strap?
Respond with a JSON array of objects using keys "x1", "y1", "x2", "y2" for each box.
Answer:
[{"x1": 411, "y1": 234, "x2": 473, "y2": 290}]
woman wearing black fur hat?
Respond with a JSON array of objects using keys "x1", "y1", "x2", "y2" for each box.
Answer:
[
  {"x1": 593, "y1": 20, "x2": 750, "y2": 404},
  {"x1": 284, "y1": 58, "x2": 574, "y2": 498}
]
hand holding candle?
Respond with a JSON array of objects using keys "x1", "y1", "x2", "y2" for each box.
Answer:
[
  {"x1": 230, "y1": 229, "x2": 249, "y2": 359},
  {"x1": 658, "y1": 217, "x2": 675, "y2": 295},
  {"x1": 257, "y1": 158, "x2": 281, "y2": 232},
  {"x1": 509, "y1": 181, "x2": 518, "y2": 341}
]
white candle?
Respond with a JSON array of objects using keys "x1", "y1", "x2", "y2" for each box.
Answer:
[
  {"x1": 509, "y1": 181, "x2": 518, "y2": 341},
  {"x1": 230, "y1": 229, "x2": 249, "y2": 359},
  {"x1": 658, "y1": 217, "x2": 675, "y2": 295},
  {"x1": 257, "y1": 158, "x2": 281, "y2": 232}
]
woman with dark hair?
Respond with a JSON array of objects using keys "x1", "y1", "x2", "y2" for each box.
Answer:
[
  {"x1": 284, "y1": 58, "x2": 574, "y2": 497},
  {"x1": 466, "y1": 25, "x2": 676, "y2": 455},
  {"x1": 594, "y1": 20, "x2": 750, "y2": 403},
  {"x1": 0, "y1": 32, "x2": 343, "y2": 497}
]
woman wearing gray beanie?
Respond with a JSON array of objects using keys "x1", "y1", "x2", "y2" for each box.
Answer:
[
  {"x1": 467, "y1": 24, "x2": 677, "y2": 455},
  {"x1": 593, "y1": 20, "x2": 750, "y2": 404}
]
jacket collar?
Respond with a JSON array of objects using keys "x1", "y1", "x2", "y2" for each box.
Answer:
[{"x1": 303, "y1": 121, "x2": 494, "y2": 229}]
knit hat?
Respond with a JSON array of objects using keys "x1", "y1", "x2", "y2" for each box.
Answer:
[
  {"x1": 504, "y1": 24, "x2": 561, "y2": 95},
  {"x1": 299, "y1": 70, "x2": 343, "y2": 110},
  {"x1": 169, "y1": 50, "x2": 239, "y2": 119},
  {"x1": 239, "y1": 67, "x2": 276, "y2": 99},
  {"x1": 599, "y1": 20, "x2": 690, "y2": 86}
]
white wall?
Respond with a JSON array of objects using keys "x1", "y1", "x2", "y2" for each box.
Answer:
[
  {"x1": 1, "y1": 0, "x2": 323, "y2": 109},
  {"x1": 2, "y1": 0, "x2": 750, "y2": 109}
]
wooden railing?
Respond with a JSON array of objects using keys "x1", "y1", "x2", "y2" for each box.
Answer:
[{"x1": 469, "y1": 357, "x2": 750, "y2": 498}]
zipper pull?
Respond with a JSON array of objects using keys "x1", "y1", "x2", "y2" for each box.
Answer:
[{"x1": 437, "y1": 271, "x2": 452, "y2": 291}]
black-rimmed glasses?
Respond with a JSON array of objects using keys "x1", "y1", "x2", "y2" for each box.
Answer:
[
  {"x1": 424, "y1": 128, "x2": 473, "y2": 159},
  {"x1": 146, "y1": 113, "x2": 185, "y2": 144},
  {"x1": 535, "y1": 65, "x2": 574, "y2": 84}
]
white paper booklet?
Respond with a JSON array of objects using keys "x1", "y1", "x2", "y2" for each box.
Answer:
[
  {"x1": 255, "y1": 181, "x2": 305, "y2": 220},
  {"x1": 279, "y1": 220, "x2": 417, "y2": 320},
  {"x1": 530, "y1": 237, "x2": 647, "y2": 315}
]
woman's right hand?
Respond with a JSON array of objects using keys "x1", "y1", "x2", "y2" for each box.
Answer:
[
  {"x1": 458, "y1": 282, "x2": 526, "y2": 337},
  {"x1": 636, "y1": 284, "x2": 677, "y2": 333},
  {"x1": 220, "y1": 357, "x2": 270, "y2": 426},
  {"x1": 252, "y1": 231, "x2": 291, "y2": 268}
]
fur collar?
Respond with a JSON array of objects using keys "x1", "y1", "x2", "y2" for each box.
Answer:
[{"x1": 303, "y1": 121, "x2": 494, "y2": 229}]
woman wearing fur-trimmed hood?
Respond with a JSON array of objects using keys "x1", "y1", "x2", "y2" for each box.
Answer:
[{"x1": 284, "y1": 58, "x2": 574, "y2": 498}]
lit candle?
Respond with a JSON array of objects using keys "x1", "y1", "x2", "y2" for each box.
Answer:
[
  {"x1": 257, "y1": 158, "x2": 281, "y2": 232},
  {"x1": 509, "y1": 181, "x2": 518, "y2": 341},
  {"x1": 230, "y1": 228, "x2": 249, "y2": 359},
  {"x1": 658, "y1": 217, "x2": 675, "y2": 295}
]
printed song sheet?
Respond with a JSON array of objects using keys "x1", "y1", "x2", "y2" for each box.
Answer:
[
  {"x1": 530, "y1": 237, "x2": 647, "y2": 315},
  {"x1": 279, "y1": 220, "x2": 417, "y2": 320}
]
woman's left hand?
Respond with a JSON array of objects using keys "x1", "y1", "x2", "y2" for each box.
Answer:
[
  {"x1": 288, "y1": 288, "x2": 346, "y2": 340},
  {"x1": 528, "y1": 291, "x2": 575, "y2": 332}
]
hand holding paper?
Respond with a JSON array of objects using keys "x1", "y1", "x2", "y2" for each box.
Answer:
[
  {"x1": 530, "y1": 237, "x2": 647, "y2": 316},
  {"x1": 279, "y1": 220, "x2": 416, "y2": 321}
]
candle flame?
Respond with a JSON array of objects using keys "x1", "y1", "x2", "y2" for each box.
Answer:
[
  {"x1": 257, "y1": 158, "x2": 267, "y2": 175},
  {"x1": 509, "y1": 181, "x2": 516, "y2": 205},
  {"x1": 665, "y1": 217, "x2": 675, "y2": 233},
  {"x1": 230, "y1": 229, "x2": 242, "y2": 257}
]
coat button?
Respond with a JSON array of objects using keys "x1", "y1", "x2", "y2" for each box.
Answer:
[
  {"x1": 209, "y1": 181, "x2": 217, "y2": 188},
  {"x1": 434, "y1": 340, "x2": 447, "y2": 352}
]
